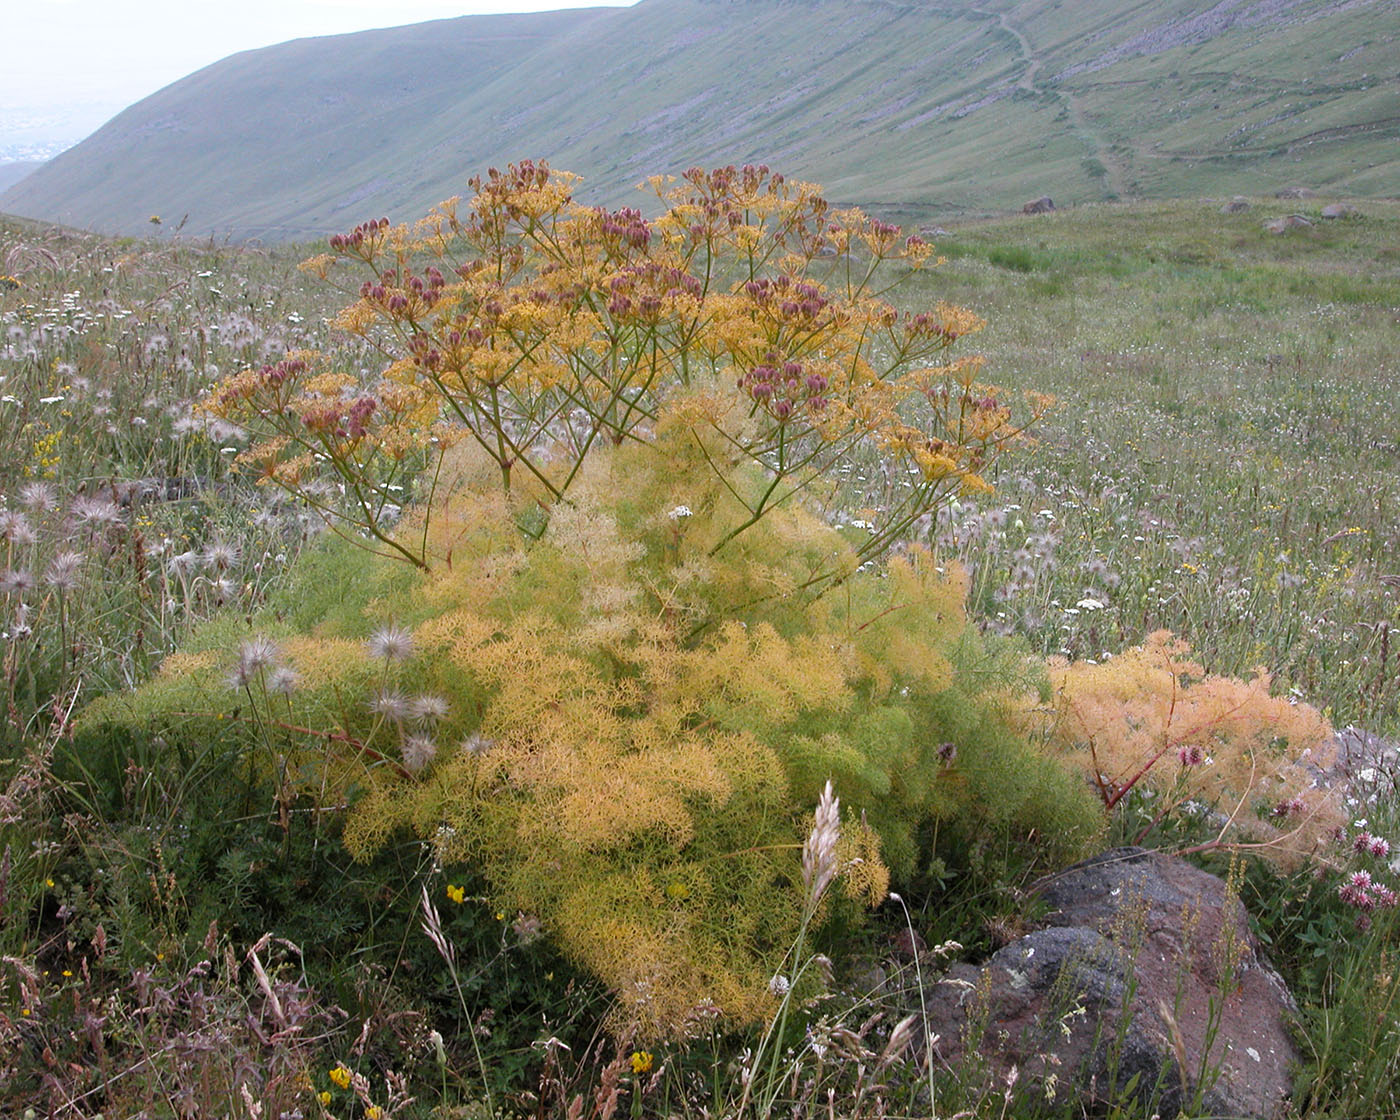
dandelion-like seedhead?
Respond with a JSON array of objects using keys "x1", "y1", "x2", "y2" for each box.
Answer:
[
  {"x1": 227, "y1": 635, "x2": 281, "y2": 689},
  {"x1": 0, "y1": 510, "x2": 35, "y2": 544},
  {"x1": 18, "y1": 482, "x2": 57, "y2": 512},
  {"x1": 202, "y1": 540, "x2": 240, "y2": 572},
  {"x1": 0, "y1": 568, "x2": 35, "y2": 595},
  {"x1": 70, "y1": 494, "x2": 121, "y2": 527},
  {"x1": 401, "y1": 734, "x2": 438, "y2": 774},
  {"x1": 209, "y1": 577, "x2": 239, "y2": 604},
  {"x1": 459, "y1": 731, "x2": 492, "y2": 755},
  {"x1": 166, "y1": 550, "x2": 199, "y2": 577},
  {"x1": 409, "y1": 693, "x2": 449, "y2": 725},
  {"x1": 367, "y1": 622, "x2": 414, "y2": 663},
  {"x1": 368, "y1": 688, "x2": 409, "y2": 721},
  {"x1": 44, "y1": 551, "x2": 85, "y2": 592},
  {"x1": 267, "y1": 665, "x2": 300, "y2": 696}
]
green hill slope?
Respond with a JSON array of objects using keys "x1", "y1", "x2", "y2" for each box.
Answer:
[{"x1": 3, "y1": 0, "x2": 1395, "y2": 240}]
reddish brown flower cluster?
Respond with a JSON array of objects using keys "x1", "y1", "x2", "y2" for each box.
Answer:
[
  {"x1": 217, "y1": 356, "x2": 309, "y2": 407},
  {"x1": 606, "y1": 262, "x2": 703, "y2": 320},
  {"x1": 906, "y1": 310, "x2": 967, "y2": 343},
  {"x1": 301, "y1": 395, "x2": 378, "y2": 440},
  {"x1": 358, "y1": 266, "x2": 447, "y2": 315},
  {"x1": 598, "y1": 206, "x2": 651, "y2": 250},
  {"x1": 329, "y1": 217, "x2": 390, "y2": 252},
  {"x1": 743, "y1": 276, "x2": 830, "y2": 323},
  {"x1": 738, "y1": 353, "x2": 828, "y2": 421}
]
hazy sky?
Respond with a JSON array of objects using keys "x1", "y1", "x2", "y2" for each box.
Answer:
[{"x1": 2, "y1": 0, "x2": 638, "y2": 155}]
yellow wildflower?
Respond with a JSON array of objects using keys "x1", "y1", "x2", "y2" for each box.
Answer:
[
  {"x1": 446, "y1": 883, "x2": 465, "y2": 904},
  {"x1": 329, "y1": 1064, "x2": 352, "y2": 1089},
  {"x1": 630, "y1": 1050, "x2": 654, "y2": 1075}
]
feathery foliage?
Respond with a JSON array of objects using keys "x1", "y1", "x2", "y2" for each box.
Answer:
[
  {"x1": 1029, "y1": 630, "x2": 1343, "y2": 868},
  {"x1": 78, "y1": 430, "x2": 1100, "y2": 1034}
]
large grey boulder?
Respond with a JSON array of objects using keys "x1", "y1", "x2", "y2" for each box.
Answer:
[
  {"x1": 917, "y1": 848, "x2": 1301, "y2": 1119},
  {"x1": 1022, "y1": 196, "x2": 1056, "y2": 214}
]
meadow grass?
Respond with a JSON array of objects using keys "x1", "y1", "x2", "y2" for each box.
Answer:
[
  {"x1": 1, "y1": 197, "x2": 1397, "y2": 1117},
  {"x1": 901, "y1": 197, "x2": 1400, "y2": 739}
]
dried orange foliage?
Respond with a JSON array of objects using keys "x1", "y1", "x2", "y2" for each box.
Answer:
[{"x1": 1033, "y1": 631, "x2": 1344, "y2": 867}]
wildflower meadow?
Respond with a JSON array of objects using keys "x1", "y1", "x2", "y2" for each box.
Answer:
[{"x1": 0, "y1": 171, "x2": 1397, "y2": 1118}]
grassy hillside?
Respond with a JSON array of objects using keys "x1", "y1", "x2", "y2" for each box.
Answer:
[{"x1": 2, "y1": 0, "x2": 1395, "y2": 240}]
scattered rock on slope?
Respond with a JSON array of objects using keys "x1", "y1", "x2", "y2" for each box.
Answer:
[
  {"x1": 915, "y1": 847, "x2": 1300, "y2": 1119},
  {"x1": 1264, "y1": 214, "x2": 1312, "y2": 233},
  {"x1": 1022, "y1": 196, "x2": 1056, "y2": 214}
]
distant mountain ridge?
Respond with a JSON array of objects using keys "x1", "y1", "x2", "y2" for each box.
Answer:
[
  {"x1": 0, "y1": 162, "x2": 42, "y2": 194},
  {"x1": 3, "y1": 0, "x2": 1396, "y2": 240}
]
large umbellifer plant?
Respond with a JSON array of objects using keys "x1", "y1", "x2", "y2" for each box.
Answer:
[{"x1": 79, "y1": 163, "x2": 1097, "y2": 1035}]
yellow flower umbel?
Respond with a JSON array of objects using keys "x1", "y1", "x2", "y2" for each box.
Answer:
[{"x1": 630, "y1": 1050, "x2": 653, "y2": 1075}]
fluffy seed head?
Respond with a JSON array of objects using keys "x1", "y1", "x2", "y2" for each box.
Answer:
[
  {"x1": 44, "y1": 551, "x2": 85, "y2": 592},
  {"x1": 369, "y1": 688, "x2": 410, "y2": 721},
  {"x1": 228, "y1": 635, "x2": 280, "y2": 688},
  {"x1": 368, "y1": 622, "x2": 414, "y2": 662},
  {"x1": 19, "y1": 482, "x2": 57, "y2": 512},
  {"x1": 410, "y1": 694, "x2": 450, "y2": 724},
  {"x1": 267, "y1": 666, "x2": 300, "y2": 696},
  {"x1": 71, "y1": 494, "x2": 122, "y2": 527},
  {"x1": 401, "y1": 734, "x2": 438, "y2": 774},
  {"x1": 202, "y1": 540, "x2": 241, "y2": 572},
  {"x1": 0, "y1": 511, "x2": 35, "y2": 544},
  {"x1": 0, "y1": 568, "x2": 35, "y2": 595}
]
